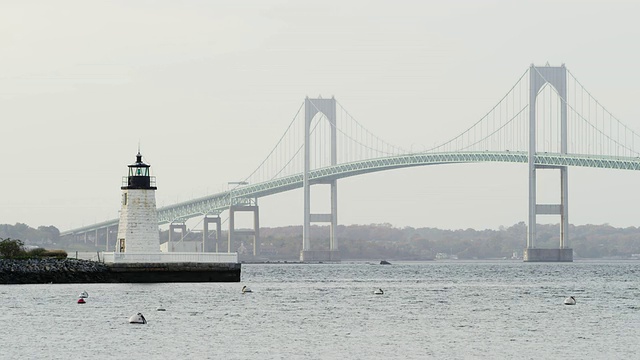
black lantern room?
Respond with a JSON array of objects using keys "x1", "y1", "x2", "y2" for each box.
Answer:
[{"x1": 122, "y1": 152, "x2": 157, "y2": 190}]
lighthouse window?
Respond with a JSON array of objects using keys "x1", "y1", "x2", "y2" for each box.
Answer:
[{"x1": 122, "y1": 193, "x2": 127, "y2": 205}]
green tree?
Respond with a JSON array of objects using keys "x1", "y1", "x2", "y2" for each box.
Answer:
[{"x1": 0, "y1": 238, "x2": 26, "y2": 259}]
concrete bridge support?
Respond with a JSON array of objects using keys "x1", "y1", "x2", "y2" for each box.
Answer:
[
  {"x1": 105, "y1": 226, "x2": 112, "y2": 251},
  {"x1": 228, "y1": 205, "x2": 259, "y2": 256},
  {"x1": 526, "y1": 64, "x2": 572, "y2": 262},
  {"x1": 301, "y1": 97, "x2": 341, "y2": 262},
  {"x1": 203, "y1": 216, "x2": 222, "y2": 252},
  {"x1": 168, "y1": 222, "x2": 187, "y2": 252}
]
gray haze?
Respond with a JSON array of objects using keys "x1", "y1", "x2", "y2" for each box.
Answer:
[{"x1": 1, "y1": 0, "x2": 640, "y2": 232}]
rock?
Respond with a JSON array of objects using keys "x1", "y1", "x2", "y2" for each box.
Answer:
[{"x1": 0, "y1": 258, "x2": 110, "y2": 284}]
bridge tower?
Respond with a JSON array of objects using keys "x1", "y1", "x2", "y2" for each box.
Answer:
[
  {"x1": 525, "y1": 64, "x2": 573, "y2": 262},
  {"x1": 301, "y1": 97, "x2": 340, "y2": 262},
  {"x1": 115, "y1": 151, "x2": 159, "y2": 253}
]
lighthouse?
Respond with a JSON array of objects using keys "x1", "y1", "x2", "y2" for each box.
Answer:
[{"x1": 115, "y1": 151, "x2": 159, "y2": 253}]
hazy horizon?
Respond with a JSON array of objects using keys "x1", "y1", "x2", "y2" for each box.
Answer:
[{"x1": 2, "y1": 1, "x2": 640, "y2": 232}]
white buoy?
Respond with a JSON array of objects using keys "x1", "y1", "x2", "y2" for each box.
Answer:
[
  {"x1": 564, "y1": 296, "x2": 576, "y2": 305},
  {"x1": 128, "y1": 313, "x2": 147, "y2": 324},
  {"x1": 242, "y1": 285, "x2": 252, "y2": 293},
  {"x1": 374, "y1": 288, "x2": 384, "y2": 295},
  {"x1": 79, "y1": 291, "x2": 89, "y2": 299}
]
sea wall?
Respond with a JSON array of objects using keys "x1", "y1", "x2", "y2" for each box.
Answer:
[{"x1": 0, "y1": 258, "x2": 241, "y2": 284}]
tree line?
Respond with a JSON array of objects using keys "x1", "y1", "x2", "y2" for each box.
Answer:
[
  {"x1": 2, "y1": 221, "x2": 640, "y2": 260},
  {"x1": 258, "y1": 222, "x2": 640, "y2": 260}
]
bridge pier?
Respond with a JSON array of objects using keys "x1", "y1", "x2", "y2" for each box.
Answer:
[
  {"x1": 105, "y1": 225, "x2": 115, "y2": 251},
  {"x1": 524, "y1": 248, "x2": 573, "y2": 262},
  {"x1": 300, "y1": 179, "x2": 340, "y2": 262},
  {"x1": 203, "y1": 216, "x2": 222, "y2": 252},
  {"x1": 168, "y1": 222, "x2": 187, "y2": 252},
  {"x1": 228, "y1": 205, "x2": 259, "y2": 256},
  {"x1": 525, "y1": 64, "x2": 572, "y2": 262},
  {"x1": 105, "y1": 226, "x2": 110, "y2": 251}
]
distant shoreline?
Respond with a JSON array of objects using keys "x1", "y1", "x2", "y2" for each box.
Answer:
[{"x1": 238, "y1": 257, "x2": 640, "y2": 264}]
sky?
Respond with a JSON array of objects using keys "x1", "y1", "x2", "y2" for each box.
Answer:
[{"x1": 2, "y1": 0, "x2": 640, "y2": 232}]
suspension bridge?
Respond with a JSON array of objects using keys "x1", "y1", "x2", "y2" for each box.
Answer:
[{"x1": 61, "y1": 64, "x2": 640, "y2": 261}]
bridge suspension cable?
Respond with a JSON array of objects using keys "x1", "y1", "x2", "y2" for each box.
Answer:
[
  {"x1": 547, "y1": 67, "x2": 640, "y2": 158},
  {"x1": 425, "y1": 69, "x2": 530, "y2": 154},
  {"x1": 235, "y1": 65, "x2": 640, "y2": 191},
  {"x1": 239, "y1": 97, "x2": 414, "y2": 186}
]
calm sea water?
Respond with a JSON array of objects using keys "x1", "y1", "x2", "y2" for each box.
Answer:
[{"x1": 1, "y1": 260, "x2": 639, "y2": 359}]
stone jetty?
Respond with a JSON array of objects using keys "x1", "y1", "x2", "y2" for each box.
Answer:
[
  {"x1": 0, "y1": 258, "x2": 110, "y2": 284},
  {"x1": 0, "y1": 258, "x2": 241, "y2": 284}
]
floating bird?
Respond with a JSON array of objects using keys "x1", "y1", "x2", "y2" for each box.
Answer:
[
  {"x1": 242, "y1": 285, "x2": 252, "y2": 294},
  {"x1": 374, "y1": 288, "x2": 384, "y2": 295},
  {"x1": 128, "y1": 313, "x2": 147, "y2": 324},
  {"x1": 564, "y1": 296, "x2": 576, "y2": 305}
]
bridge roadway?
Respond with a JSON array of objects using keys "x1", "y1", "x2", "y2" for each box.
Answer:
[{"x1": 60, "y1": 151, "x2": 640, "y2": 236}]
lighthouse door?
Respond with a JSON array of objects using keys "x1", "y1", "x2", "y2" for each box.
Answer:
[{"x1": 118, "y1": 238, "x2": 126, "y2": 252}]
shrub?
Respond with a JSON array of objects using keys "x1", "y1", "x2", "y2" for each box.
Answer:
[
  {"x1": 26, "y1": 247, "x2": 48, "y2": 257},
  {"x1": 0, "y1": 238, "x2": 26, "y2": 259},
  {"x1": 41, "y1": 250, "x2": 68, "y2": 259},
  {"x1": 0, "y1": 239, "x2": 67, "y2": 259}
]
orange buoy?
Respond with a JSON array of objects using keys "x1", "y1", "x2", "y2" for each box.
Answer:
[{"x1": 77, "y1": 298, "x2": 86, "y2": 304}]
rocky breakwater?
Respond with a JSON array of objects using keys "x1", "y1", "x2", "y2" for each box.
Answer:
[{"x1": 0, "y1": 258, "x2": 110, "y2": 284}]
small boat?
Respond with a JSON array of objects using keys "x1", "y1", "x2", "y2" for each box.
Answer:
[
  {"x1": 242, "y1": 285, "x2": 252, "y2": 294},
  {"x1": 157, "y1": 308, "x2": 166, "y2": 312},
  {"x1": 380, "y1": 260, "x2": 391, "y2": 265},
  {"x1": 79, "y1": 291, "x2": 89, "y2": 298},
  {"x1": 564, "y1": 296, "x2": 576, "y2": 305},
  {"x1": 128, "y1": 313, "x2": 147, "y2": 324},
  {"x1": 77, "y1": 298, "x2": 86, "y2": 304},
  {"x1": 374, "y1": 288, "x2": 384, "y2": 295}
]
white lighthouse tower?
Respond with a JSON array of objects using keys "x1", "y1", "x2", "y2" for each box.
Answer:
[{"x1": 115, "y1": 151, "x2": 159, "y2": 253}]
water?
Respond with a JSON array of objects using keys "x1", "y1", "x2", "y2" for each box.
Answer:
[{"x1": 1, "y1": 261, "x2": 639, "y2": 359}]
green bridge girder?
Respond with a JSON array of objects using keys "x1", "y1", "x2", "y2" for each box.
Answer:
[{"x1": 60, "y1": 151, "x2": 640, "y2": 236}]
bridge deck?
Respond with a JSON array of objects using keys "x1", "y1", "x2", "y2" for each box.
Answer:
[{"x1": 61, "y1": 151, "x2": 640, "y2": 236}]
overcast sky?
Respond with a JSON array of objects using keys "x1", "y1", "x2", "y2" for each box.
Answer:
[{"x1": 2, "y1": 0, "x2": 640, "y2": 232}]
